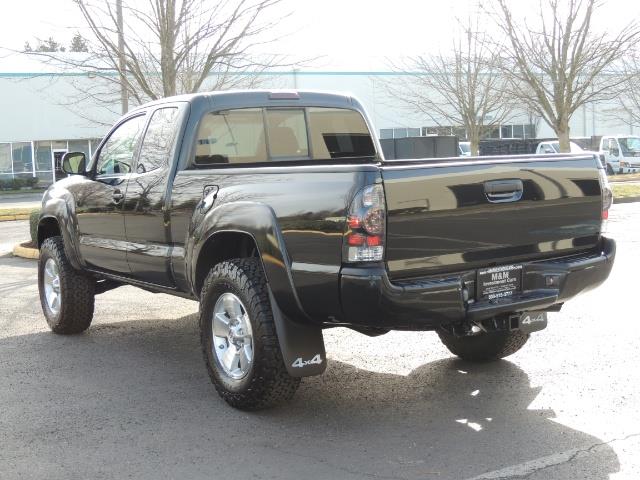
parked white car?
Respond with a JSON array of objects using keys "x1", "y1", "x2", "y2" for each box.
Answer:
[
  {"x1": 458, "y1": 141, "x2": 471, "y2": 157},
  {"x1": 599, "y1": 135, "x2": 640, "y2": 174},
  {"x1": 536, "y1": 141, "x2": 606, "y2": 169},
  {"x1": 536, "y1": 141, "x2": 585, "y2": 154}
]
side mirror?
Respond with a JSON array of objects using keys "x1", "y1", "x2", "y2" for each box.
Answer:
[
  {"x1": 62, "y1": 152, "x2": 87, "y2": 175},
  {"x1": 611, "y1": 148, "x2": 620, "y2": 157}
]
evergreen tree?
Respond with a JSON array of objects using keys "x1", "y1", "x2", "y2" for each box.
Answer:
[{"x1": 69, "y1": 33, "x2": 88, "y2": 53}]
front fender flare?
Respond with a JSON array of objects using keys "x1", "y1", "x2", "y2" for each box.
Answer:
[{"x1": 39, "y1": 190, "x2": 84, "y2": 270}]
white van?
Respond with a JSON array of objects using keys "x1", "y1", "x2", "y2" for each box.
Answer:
[{"x1": 599, "y1": 135, "x2": 640, "y2": 174}]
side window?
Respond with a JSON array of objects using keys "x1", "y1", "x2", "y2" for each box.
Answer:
[
  {"x1": 97, "y1": 115, "x2": 146, "y2": 175},
  {"x1": 307, "y1": 108, "x2": 375, "y2": 159},
  {"x1": 610, "y1": 139, "x2": 620, "y2": 154},
  {"x1": 137, "y1": 107, "x2": 180, "y2": 173},
  {"x1": 601, "y1": 139, "x2": 609, "y2": 152},
  {"x1": 265, "y1": 109, "x2": 309, "y2": 158},
  {"x1": 542, "y1": 144, "x2": 555, "y2": 154},
  {"x1": 195, "y1": 108, "x2": 266, "y2": 165}
]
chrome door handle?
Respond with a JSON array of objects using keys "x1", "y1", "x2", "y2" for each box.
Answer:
[{"x1": 484, "y1": 179, "x2": 523, "y2": 203}]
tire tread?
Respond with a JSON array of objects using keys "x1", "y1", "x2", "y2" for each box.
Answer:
[
  {"x1": 437, "y1": 328, "x2": 529, "y2": 362},
  {"x1": 39, "y1": 236, "x2": 95, "y2": 334},
  {"x1": 199, "y1": 258, "x2": 299, "y2": 410}
]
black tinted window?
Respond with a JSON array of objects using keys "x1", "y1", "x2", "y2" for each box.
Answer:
[
  {"x1": 138, "y1": 107, "x2": 180, "y2": 172},
  {"x1": 195, "y1": 108, "x2": 266, "y2": 165},
  {"x1": 97, "y1": 115, "x2": 146, "y2": 175},
  {"x1": 308, "y1": 108, "x2": 375, "y2": 159}
]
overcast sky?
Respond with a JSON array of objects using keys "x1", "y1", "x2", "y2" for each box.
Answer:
[{"x1": 2, "y1": 0, "x2": 639, "y2": 71}]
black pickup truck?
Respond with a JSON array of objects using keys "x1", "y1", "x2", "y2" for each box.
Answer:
[{"x1": 37, "y1": 90, "x2": 615, "y2": 409}]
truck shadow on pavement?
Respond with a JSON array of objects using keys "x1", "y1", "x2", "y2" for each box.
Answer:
[{"x1": 0, "y1": 315, "x2": 619, "y2": 480}]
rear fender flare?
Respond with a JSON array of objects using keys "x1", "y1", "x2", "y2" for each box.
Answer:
[
  {"x1": 189, "y1": 201, "x2": 303, "y2": 318},
  {"x1": 190, "y1": 201, "x2": 326, "y2": 377}
]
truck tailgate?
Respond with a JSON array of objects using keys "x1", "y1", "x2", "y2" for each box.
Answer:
[{"x1": 381, "y1": 155, "x2": 603, "y2": 280}]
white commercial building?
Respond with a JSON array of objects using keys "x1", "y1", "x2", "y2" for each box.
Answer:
[{"x1": 0, "y1": 55, "x2": 635, "y2": 186}]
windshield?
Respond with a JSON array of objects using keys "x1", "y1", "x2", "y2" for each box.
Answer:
[
  {"x1": 619, "y1": 137, "x2": 640, "y2": 155},
  {"x1": 548, "y1": 141, "x2": 582, "y2": 153},
  {"x1": 569, "y1": 142, "x2": 584, "y2": 153}
]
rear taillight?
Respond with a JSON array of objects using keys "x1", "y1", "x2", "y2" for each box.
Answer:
[
  {"x1": 597, "y1": 163, "x2": 613, "y2": 227},
  {"x1": 343, "y1": 184, "x2": 385, "y2": 262}
]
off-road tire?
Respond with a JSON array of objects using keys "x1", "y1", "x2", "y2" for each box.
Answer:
[
  {"x1": 38, "y1": 236, "x2": 95, "y2": 334},
  {"x1": 199, "y1": 258, "x2": 300, "y2": 410},
  {"x1": 437, "y1": 328, "x2": 529, "y2": 362}
]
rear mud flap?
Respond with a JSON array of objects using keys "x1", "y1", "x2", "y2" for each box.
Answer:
[
  {"x1": 515, "y1": 311, "x2": 548, "y2": 334},
  {"x1": 268, "y1": 290, "x2": 326, "y2": 377}
]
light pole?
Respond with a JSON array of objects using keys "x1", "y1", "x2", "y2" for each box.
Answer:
[{"x1": 117, "y1": 0, "x2": 128, "y2": 114}]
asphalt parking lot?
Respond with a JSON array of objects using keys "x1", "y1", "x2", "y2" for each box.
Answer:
[{"x1": 1, "y1": 203, "x2": 639, "y2": 480}]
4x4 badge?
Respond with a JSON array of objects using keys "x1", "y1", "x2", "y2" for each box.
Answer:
[{"x1": 291, "y1": 354, "x2": 323, "y2": 368}]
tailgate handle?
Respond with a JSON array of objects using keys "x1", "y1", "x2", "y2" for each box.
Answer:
[{"x1": 484, "y1": 179, "x2": 523, "y2": 203}]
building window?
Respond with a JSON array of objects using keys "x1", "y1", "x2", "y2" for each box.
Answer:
[
  {"x1": 424, "y1": 125, "x2": 458, "y2": 136},
  {"x1": 393, "y1": 128, "x2": 408, "y2": 138},
  {"x1": 512, "y1": 124, "x2": 524, "y2": 138},
  {"x1": 11, "y1": 143, "x2": 32, "y2": 175},
  {"x1": 35, "y1": 141, "x2": 53, "y2": 171},
  {"x1": 90, "y1": 138, "x2": 102, "y2": 158},
  {"x1": 68, "y1": 140, "x2": 91, "y2": 160},
  {"x1": 379, "y1": 129, "x2": 393, "y2": 139},
  {"x1": 0, "y1": 143, "x2": 11, "y2": 175},
  {"x1": 452, "y1": 127, "x2": 467, "y2": 140},
  {"x1": 482, "y1": 127, "x2": 500, "y2": 139},
  {"x1": 524, "y1": 124, "x2": 536, "y2": 138}
]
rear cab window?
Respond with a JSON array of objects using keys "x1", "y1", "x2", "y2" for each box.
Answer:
[
  {"x1": 192, "y1": 107, "x2": 375, "y2": 168},
  {"x1": 195, "y1": 108, "x2": 266, "y2": 165},
  {"x1": 308, "y1": 107, "x2": 375, "y2": 160},
  {"x1": 266, "y1": 109, "x2": 309, "y2": 158}
]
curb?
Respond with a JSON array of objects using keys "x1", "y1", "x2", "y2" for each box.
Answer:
[
  {"x1": 13, "y1": 242, "x2": 39, "y2": 260},
  {"x1": 614, "y1": 196, "x2": 640, "y2": 204},
  {"x1": 0, "y1": 214, "x2": 30, "y2": 222}
]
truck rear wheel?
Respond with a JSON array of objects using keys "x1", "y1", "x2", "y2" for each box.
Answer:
[
  {"x1": 437, "y1": 327, "x2": 529, "y2": 362},
  {"x1": 38, "y1": 236, "x2": 95, "y2": 334},
  {"x1": 199, "y1": 258, "x2": 300, "y2": 410}
]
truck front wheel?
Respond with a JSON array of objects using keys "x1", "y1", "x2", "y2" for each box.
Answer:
[
  {"x1": 199, "y1": 258, "x2": 300, "y2": 410},
  {"x1": 38, "y1": 236, "x2": 95, "y2": 334},
  {"x1": 437, "y1": 327, "x2": 529, "y2": 362}
]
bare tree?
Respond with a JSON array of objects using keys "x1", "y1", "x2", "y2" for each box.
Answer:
[
  {"x1": 493, "y1": 0, "x2": 640, "y2": 151},
  {"x1": 28, "y1": 0, "x2": 292, "y2": 117},
  {"x1": 386, "y1": 21, "x2": 513, "y2": 156},
  {"x1": 607, "y1": 53, "x2": 640, "y2": 131}
]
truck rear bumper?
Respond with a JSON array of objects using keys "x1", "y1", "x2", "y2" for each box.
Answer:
[{"x1": 339, "y1": 237, "x2": 615, "y2": 330}]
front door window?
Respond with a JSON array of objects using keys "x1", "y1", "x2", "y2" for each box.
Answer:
[{"x1": 96, "y1": 115, "x2": 146, "y2": 176}]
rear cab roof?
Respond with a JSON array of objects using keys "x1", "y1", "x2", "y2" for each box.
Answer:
[{"x1": 129, "y1": 90, "x2": 364, "y2": 114}]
